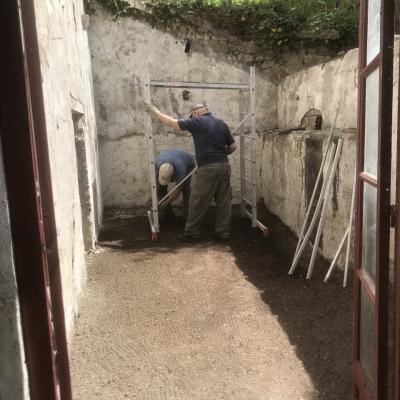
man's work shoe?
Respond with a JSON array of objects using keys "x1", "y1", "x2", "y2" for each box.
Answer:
[
  {"x1": 178, "y1": 232, "x2": 200, "y2": 242},
  {"x1": 213, "y1": 233, "x2": 231, "y2": 242}
]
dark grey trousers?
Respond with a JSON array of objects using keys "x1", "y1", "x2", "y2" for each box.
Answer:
[{"x1": 184, "y1": 161, "x2": 232, "y2": 237}]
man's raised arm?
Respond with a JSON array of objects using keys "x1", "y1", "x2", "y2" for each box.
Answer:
[{"x1": 143, "y1": 100, "x2": 180, "y2": 130}]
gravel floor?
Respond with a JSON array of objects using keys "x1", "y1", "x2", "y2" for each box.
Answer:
[{"x1": 70, "y1": 207, "x2": 352, "y2": 400}]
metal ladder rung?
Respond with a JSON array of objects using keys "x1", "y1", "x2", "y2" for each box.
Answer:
[
  {"x1": 241, "y1": 176, "x2": 255, "y2": 185},
  {"x1": 242, "y1": 196, "x2": 253, "y2": 206},
  {"x1": 241, "y1": 156, "x2": 254, "y2": 162},
  {"x1": 240, "y1": 135, "x2": 255, "y2": 140}
]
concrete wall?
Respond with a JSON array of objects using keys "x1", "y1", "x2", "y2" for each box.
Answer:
[
  {"x1": 263, "y1": 40, "x2": 400, "y2": 267},
  {"x1": 277, "y1": 48, "x2": 359, "y2": 130},
  {"x1": 88, "y1": 4, "x2": 277, "y2": 206},
  {"x1": 261, "y1": 130, "x2": 356, "y2": 265},
  {"x1": 262, "y1": 48, "x2": 359, "y2": 266},
  {"x1": 33, "y1": 0, "x2": 101, "y2": 335},
  {"x1": 0, "y1": 140, "x2": 29, "y2": 400}
]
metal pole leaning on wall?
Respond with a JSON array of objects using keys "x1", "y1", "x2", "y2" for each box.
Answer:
[
  {"x1": 324, "y1": 227, "x2": 350, "y2": 282},
  {"x1": 293, "y1": 101, "x2": 342, "y2": 257},
  {"x1": 343, "y1": 167, "x2": 357, "y2": 287},
  {"x1": 289, "y1": 142, "x2": 337, "y2": 274},
  {"x1": 141, "y1": 68, "x2": 159, "y2": 238},
  {"x1": 239, "y1": 67, "x2": 246, "y2": 218},
  {"x1": 307, "y1": 138, "x2": 343, "y2": 279},
  {"x1": 323, "y1": 165, "x2": 356, "y2": 284}
]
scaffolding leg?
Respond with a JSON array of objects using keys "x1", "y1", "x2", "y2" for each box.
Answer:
[
  {"x1": 141, "y1": 68, "x2": 159, "y2": 238},
  {"x1": 250, "y1": 66, "x2": 257, "y2": 228},
  {"x1": 239, "y1": 67, "x2": 246, "y2": 218},
  {"x1": 239, "y1": 66, "x2": 268, "y2": 236},
  {"x1": 147, "y1": 211, "x2": 158, "y2": 241}
]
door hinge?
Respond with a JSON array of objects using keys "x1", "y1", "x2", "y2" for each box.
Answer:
[{"x1": 390, "y1": 204, "x2": 397, "y2": 228}]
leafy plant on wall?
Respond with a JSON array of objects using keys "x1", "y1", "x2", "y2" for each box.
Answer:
[{"x1": 94, "y1": 0, "x2": 359, "y2": 55}]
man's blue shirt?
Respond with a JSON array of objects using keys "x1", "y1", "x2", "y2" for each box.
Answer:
[
  {"x1": 178, "y1": 113, "x2": 235, "y2": 167},
  {"x1": 155, "y1": 149, "x2": 195, "y2": 183}
]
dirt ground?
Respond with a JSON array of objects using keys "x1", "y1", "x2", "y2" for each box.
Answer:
[{"x1": 70, "y1": 206, "x2": 353, "y2": 400}]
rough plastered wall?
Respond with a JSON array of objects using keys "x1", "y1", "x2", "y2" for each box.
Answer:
[
  {"x1": 0, "y1": 142, "x2": 29, "y2": 400},
  {"x1": 88, "y1": 4, "x2": 277, "y2": 206},
  {"x1": 263, "y1": 40, "x2": 400, "y2": 267},
  {"x1": 33, "y1": 0, "x2": 101, "y2": 335},
  {"x1": 262, "y1": 47, "x2": 359, "y2": 266}
]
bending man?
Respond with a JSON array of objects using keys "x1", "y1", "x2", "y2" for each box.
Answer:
[
  {"x1": 155, "y1": 149, "x2": 195, "y2": 221},
  {"x1": 144, "y1": 101, "x2": 237, "y2": 240}
]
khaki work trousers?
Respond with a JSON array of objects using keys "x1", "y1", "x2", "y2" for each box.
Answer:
[{"x1": 184, "y1": 161, "x2": 232, "y2": 238}]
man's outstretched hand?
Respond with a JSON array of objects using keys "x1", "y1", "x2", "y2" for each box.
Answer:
[{"x1": 143, "y1": 100, "x2": 160, "y2": 116}]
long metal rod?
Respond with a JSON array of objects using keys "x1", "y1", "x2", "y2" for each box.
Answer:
[
  {"x1": 294, "y1": 101, "x2": 342, "y2": 256},
  {"x1": 150, "y1": 80, "x2": 249, "y2": 90},
  {"x1": 231, "y1": 113, "x2": 250, "y2": 135},
  {"x1": 239, "y1": 67, "x2": 246, "y2": 218},
  {"x1": 244, "y1": 210, "x2": 269, "y2": 236},
  {"x1": 324, "y1": 227, "x2": 350, "y2": 283},
  {"x1": 142, "y1": 69, "x2": 159, "y2": 232},
  {"x1": 242, "y1": 176, "x2": 255, "y2": 184},
  {"x1": 343, "y1": 166, "x2": 357, "y2": 287},
  {"x1": 307, "y1": 138, "x2": 343, "y2": 279},
  {"x1": 158, "y1": 167, "x2": 198, "y2": 205},
  {"x1": 146, "y1": 211, "x2": 157, "y2": 241},
  {"x1": 289, "y1": 143, "x2": 337, "y2": 274},
  {"x1": 249, "y1": 66, "x2": 257, "y2": 228}
]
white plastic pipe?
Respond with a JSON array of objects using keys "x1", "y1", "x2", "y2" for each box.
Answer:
[
  {"x1": 324, "y1": 227, "x2": 350, "y2": 283},
  {"x1": 307, "y1": 138, "x2": 343, "y2": 279},
  {"x1": 343, "y1": 167, "x2": 357, "y2": 287},
  {"x1": 294, "y1": 101, "x2": 342, "y2": 257},
  {"x1": 289, "y1": 143, "x2": 337, "y2": 275}
]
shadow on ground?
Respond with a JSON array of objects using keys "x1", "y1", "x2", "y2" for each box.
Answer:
[{"x1": 98, "y1": 205, "x2": 353, "y2": 400}]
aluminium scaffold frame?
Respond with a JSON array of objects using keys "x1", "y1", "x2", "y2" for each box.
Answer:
[{"x1": 141, "y1": 66, "x2": 269, "y2": 240}]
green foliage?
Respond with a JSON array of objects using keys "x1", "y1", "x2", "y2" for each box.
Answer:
[{"x1": 95, "y1": 0, "x2": 359, "y2": 54}]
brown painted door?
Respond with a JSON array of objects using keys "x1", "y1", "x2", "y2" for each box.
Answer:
[
  {"x1": 395, "y1": 36, "x2": 400, "y2": 400},
  {"x1": 354, "y1": 0, "x2": 394, "y2": 399}
]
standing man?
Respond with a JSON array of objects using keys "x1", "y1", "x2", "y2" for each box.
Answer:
[
  {"x1": 155, "y1": 149, "x2": 195, "y2": 221},
  {"x1": 144, "y1": 101, "x2": 237, "y2": 240}
]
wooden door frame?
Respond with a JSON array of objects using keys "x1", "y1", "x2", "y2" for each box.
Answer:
[
  {"x1": 353, "y1": 0, "x2": 394, "y2": 399},
  {"x1": 394, "y1": 29, "x2": 400, "y2": 400},
  {"x1": 0, "y1": 1, "x2": 72, "y2": 399}
]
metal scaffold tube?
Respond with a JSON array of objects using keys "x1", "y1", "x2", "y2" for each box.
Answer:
[{"x1": 143, "y1": 66, "x2": 268, "y2": 238}]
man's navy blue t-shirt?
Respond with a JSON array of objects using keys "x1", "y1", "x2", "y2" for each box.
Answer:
[
  {"x1": 155, "y1": 149, "x2": 195, "y2": 183},
  {"x1": 178, "y1": 113, "x2": 234, "y2": 167}
]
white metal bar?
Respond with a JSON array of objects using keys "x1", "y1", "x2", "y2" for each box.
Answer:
[
  {"x1": 242, "y1": 196, "x2": 252, "y2": 205},
  {"x1": 250, "y1": 66, "x2": 257, "y2": 228},
  {"x1": 294, "y1": 101, "x2": 342, "y2": 256},
  {"x1": 289, "y1": 143, "x2": 337, "y2": 275},
  {"x1": 307, "y1": 138, "x2": 343, "y2": 279},
  {"x1": 241, "y1": 156, "x2": 253, "y2": 162},
  {"x1": 244, "y1": 210, "x2": 269, "y2": 236},
  {"x1": 142, "y1": 69, "x2": 159, "y2": 232},
  {"x1": 242, "y1": 176, "x2": 255, "y2": 185},
  {"x1": 239, "y1": 67, "x2": 246, "y2": 218},
  {"x1": 150, "y1": 80, "x2": 249, "y2": 90},
  {"x1": 343, "y1": 166, "x2": 357, "y2": 287},
  {"x1": 241, "y1": 134, "x2": 255, "y2": 140},
  {"x1": 324, "y1": 227, "x2": 350, "y2": 283},
  {"x1": 158, "y1": 166, "x2": 198, "y2": 205},
  {"x1": 231, "y1": 113, "x2": 250, "y2": 135},
  {"x1": 147, "y1": 211, "x2": 158, "y2": 240}
]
